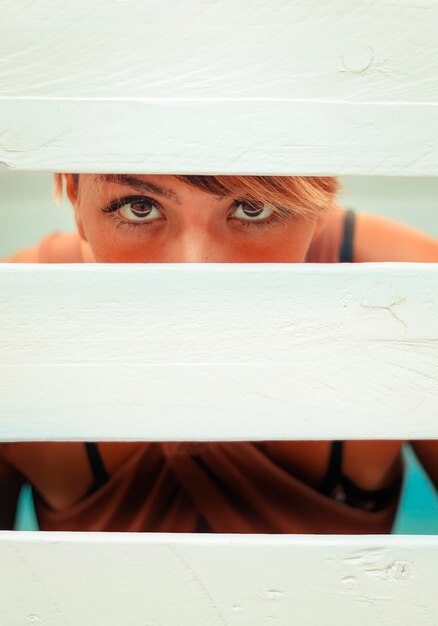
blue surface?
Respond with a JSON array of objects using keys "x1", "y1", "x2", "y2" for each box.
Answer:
[
  {"x1": 14, "y1": 444, "x2": 437, "y2": 533},
  {"x1": 393, "y1": 445, "x2": 438, "y2": 534},
  {"x1": 14, "y1": 484, "x2": 38, "y2": 531}
]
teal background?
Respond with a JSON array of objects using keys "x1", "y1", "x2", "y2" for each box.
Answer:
[
  {"x1": 392, "y1": 445, "x2": 438, "y2": 534},
  {"x1": 14, "y1": 444, "x2": 437, "y2": 533}
]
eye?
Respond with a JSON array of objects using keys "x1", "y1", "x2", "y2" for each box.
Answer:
[
  {"x1": 118, "y1": 197, "x2": 162, "y2": 222},
  {"x1": 231, "y1": 200, "x2": 275, "y2": 222},
  {"x1": 102, "y1": 195, "x2": 164, "y2": 226}
]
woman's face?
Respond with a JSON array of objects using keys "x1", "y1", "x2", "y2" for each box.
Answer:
[{"x1": 67, "y1": 174, "x2": 326, "y2": 263}]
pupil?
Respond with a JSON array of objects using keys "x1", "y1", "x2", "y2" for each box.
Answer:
[
  {"x1": 242, "y1": 203, "x2": 264, "y2": 217},
  {"x1": 131, "y1": 202, "x2": 152, "y2": 217}
]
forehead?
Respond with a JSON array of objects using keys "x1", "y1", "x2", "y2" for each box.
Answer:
[{"x1": 92, "y1": 174, "x2": 226, "y2": 204}]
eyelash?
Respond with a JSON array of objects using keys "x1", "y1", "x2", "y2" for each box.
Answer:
[
  {"x1": 101, "y1": 195, "x2": 286, "y2": 230},
  {"x1": 101, "y1": 195, "x2": 160, "y2": 230}
]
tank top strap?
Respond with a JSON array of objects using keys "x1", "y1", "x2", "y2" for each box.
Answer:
[
  {"x1": 84, "y1": 443, "x2": 109, "y2": 496},
  {"x1": 318, "y1": 441, "x2": 344, "y2": 493},
  {"x1": 339, "y1": 209, "x2": 356, "y2": 262}
]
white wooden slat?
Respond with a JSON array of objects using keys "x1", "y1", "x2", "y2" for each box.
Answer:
[
  {"x1": 1, "y1": 0, "x2": 438, "y2": 174},
  {"x1": 1, "y1": 532, "x2": 437, "y2": 626},
  {"x1": 1, "y1": 99, "x2": 437, "y2": 176},
  {"x1": 1, "y1": 263, "x2": 437, "y2": 441}
]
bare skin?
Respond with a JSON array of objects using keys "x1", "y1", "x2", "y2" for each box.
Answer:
[{"x1": 1, "y1": 174, "x2": 438, "y2": 525}]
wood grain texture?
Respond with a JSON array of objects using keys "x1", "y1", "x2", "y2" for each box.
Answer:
[
  {"x1": 1, "y1": 263, "x2": 437, "y2": 441},
  {"x1": 1, "y1": 532, "x2": 437, "y2": 625},
  {"x1": 1, "y1": 0, "x2": 438, "y2": 174}
]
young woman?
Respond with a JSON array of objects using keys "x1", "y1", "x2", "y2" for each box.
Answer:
[{"x1": 1, "y1": 173, "x2": 437, "y2": 533}]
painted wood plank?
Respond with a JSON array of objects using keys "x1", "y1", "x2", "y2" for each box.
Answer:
[
  {"x1": 1, "y1": 99, "x2": 437, "y2": 176},
  {"x1": 1, "y1": 263, "x2": 437, "y2": 441},
  {"x1": 1, "y1": 532, "x2": 437, "y2": 626},
  {"x1": 1, "y1": 0, "x2": 438, "y2": 102},
  {"x1": 1, "y1": 0, "x2": 438, "y2": 174}
]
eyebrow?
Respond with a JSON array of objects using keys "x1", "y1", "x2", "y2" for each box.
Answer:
[{"x1": 96, "y1": 174, "x2": 181, "y2": 203}]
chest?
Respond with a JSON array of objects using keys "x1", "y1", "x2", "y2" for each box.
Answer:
[{"x1": 6, "y1": 440, "x2": 403, "y2": 512}]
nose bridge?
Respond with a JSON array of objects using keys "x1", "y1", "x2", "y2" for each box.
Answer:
[{"x1": 170, "y1": 226, "x2": 216, "y2": 262}]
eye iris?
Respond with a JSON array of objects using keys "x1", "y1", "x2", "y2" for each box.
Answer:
[
  {"x1": 241, "y1": 203, "x2": 264, "y2": 218},
  {"x1": 130, "y1": 201, "x2": 153, "y2": 218}
]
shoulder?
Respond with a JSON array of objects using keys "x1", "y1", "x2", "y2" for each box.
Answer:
[
  {"x1": 306, "y1": 208, "x2": 438, "y2": 263},
  {"x1": 354, "y1": 213, "x2": 438, "y2": 262},
  {"x1": 1, "y1": 231, "x2": 85, "y2": 263},
  {"x1": 1, "y1": 244, "x2": 40, "y2": 263},
  {"x1": 38, "y1": 231, "x2": 84, "y2": 263}
]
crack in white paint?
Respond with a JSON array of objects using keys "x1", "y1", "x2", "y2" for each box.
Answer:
[
  {"x1": 395, "y1": 365, "x2": 438, "y2": 385},
  {"x1": 361, "y1": 297, "x2": 408, "y2": 338}
]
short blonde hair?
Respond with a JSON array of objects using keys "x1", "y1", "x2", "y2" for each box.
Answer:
[{"x1": 54, "y1": 173, "x2": 342, "y2": 218}]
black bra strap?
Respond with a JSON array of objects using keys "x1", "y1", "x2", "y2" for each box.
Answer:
[
  {"x1": 339, "y1": 209, "x2": 356, "y2": 263},
  {"x1": 319, "y1": 441, "x2": 344, "y2": 492},
  {"x1": 84, "y1": 442, "x2": 109, "y2": 495}
]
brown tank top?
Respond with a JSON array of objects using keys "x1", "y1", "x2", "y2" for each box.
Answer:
[{"x1": 32, "y1": 208, "x2": 403, "y2": 533}]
